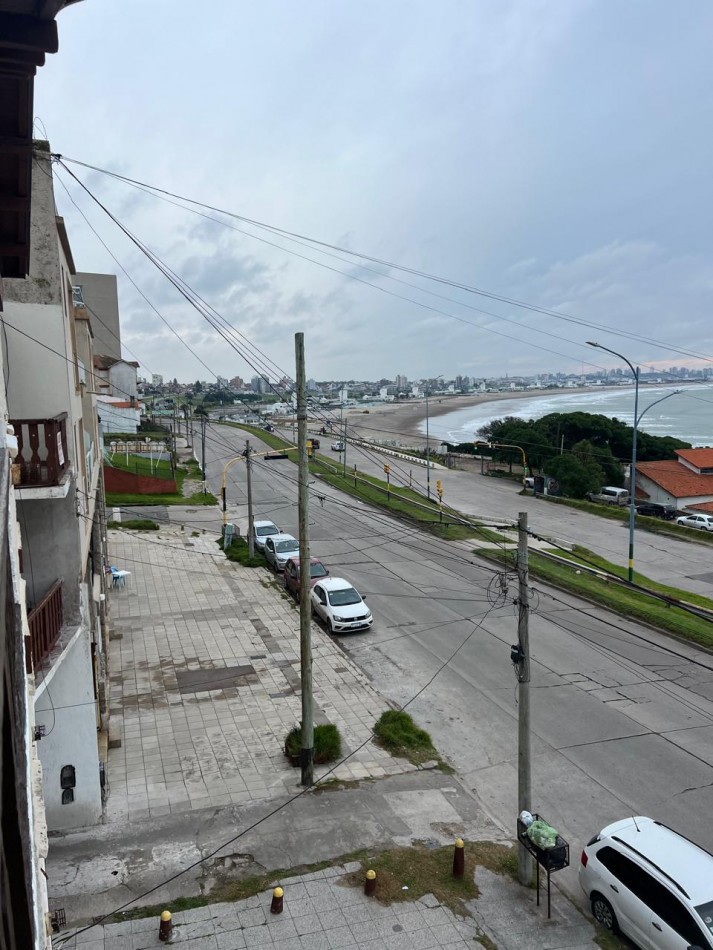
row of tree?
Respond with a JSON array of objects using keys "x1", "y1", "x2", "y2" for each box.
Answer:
[{"x1": 444, "y1": 411, "x2": 690, "y2": 499}]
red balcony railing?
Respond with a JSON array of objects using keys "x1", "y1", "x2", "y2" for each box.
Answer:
[
  {"x1": 10, "y1": 414, "x2": 69, "y2": 487},
  {"x1": 27, "y1": 580, "x2": 64, "y2": 670}
]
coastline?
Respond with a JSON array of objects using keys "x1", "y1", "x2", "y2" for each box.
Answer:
[{"x1": 344, "y1": 386, "x2": 632, "y2": 447}]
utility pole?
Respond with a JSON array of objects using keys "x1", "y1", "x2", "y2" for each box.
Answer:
[
  {"x1": 295, "y1": 332, "x2": 314, "y2": 786},
  {"x1": 516, "y1": 511, "x2": 532, "y2": 886},
  {"x1": 342, "y1": 419, "x2": 347, "y2": 477},
  {"x1": 245, "y1": 439, "x2": 255, "y2": 558},
  {"x1": 201, "y1": 414, "x2": 207, "y2": 493}
]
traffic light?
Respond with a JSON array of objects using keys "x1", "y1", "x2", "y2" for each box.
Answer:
[
  {"x1": 436, "y1": 479, "x2": 443, "y2": 497},
  {"x1": 384, "y1": 464, "x2": 390, "y2": 475}
]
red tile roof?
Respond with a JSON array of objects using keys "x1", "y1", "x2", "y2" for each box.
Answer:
[
  {"x1": 675, "y1": 448, "x2": 713, "y2": 470},
  {"x1": 637, "y1": 459, "x2": 713, "y2": 499},
  {"x1": 689, "y1": 502, "x2": 713, "y2": 514}
]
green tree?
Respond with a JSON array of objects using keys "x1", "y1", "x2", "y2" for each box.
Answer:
[{"x1": 546, "y1": 455, "x2": 603, "y2": 499}]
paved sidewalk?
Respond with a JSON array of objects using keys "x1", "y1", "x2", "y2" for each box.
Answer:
[
  {"x1": 105, "y1": 525, "x2": 410, "y2": 825},
  {"x1": 56, "y1": 859, "x2": 600, "y2": 950}
]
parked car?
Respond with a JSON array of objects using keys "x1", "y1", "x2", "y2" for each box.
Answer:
[
  {"x1": 676, "y1": 513, "x2": 713, "y2": 532},
  {"x1": 310, "y1": 577, "x2": 372, "y2": 634},
  {"x1": 251, "y1": 520, "x2": 281, "y2": 552},
  {"x1": 263, "y1": 423, "x2": 275, "y2": 432},
  {"x1": 331, "y1": 441, "x2": 345, "y2": 452},
  {"x1": 283, "y1": 557, "x2": 329, "y2": 599},
  {"x1": 585, "y1": 486, "x2": 630, "y2": 506},
  {"x1": 523, "y1": 476, "x2": 535, "y2": 489},
  {"x1": 635, "y1": 502, "x2": 677, "y2": 520},
  {"x1": 264, "y1": 534, "x2": 300, "y2": 572},
  {"x1": 579, "y1": 816, "x2": 713, "y2": 948}
]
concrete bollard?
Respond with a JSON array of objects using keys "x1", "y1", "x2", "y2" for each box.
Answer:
[
  {"x1": 158, "y1": 909, "x2": 172, "y2": 941},
  {"x1": 364, "y1": 869, "x2": 377, "y2": 896},
  {"x1": 270, "y1": 886, "x2": 284, "y2": 914},
  {"x1": 453, "y1": 838, "x2": 465, "y2": 878}
]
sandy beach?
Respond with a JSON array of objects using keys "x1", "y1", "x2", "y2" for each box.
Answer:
[{"x1": 343, "y1": 387, "x2": 625, "y2": 448}]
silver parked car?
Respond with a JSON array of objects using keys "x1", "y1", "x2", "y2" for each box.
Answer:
[{"x1": 264, "y1": 534, "x2": 300, "y2": 572}]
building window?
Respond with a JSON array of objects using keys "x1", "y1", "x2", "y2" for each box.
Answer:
[
  {"x1": 60, "y1": 764, "x2": 76, "y2": 789},
  {"x1": 61, "y1": 789, "x2": 74, "y2": 805}
]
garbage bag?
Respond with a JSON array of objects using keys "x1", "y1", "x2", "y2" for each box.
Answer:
[
  {"x1": 527, "y1": 819, "x2": 558, "y2": 850},
  {"x1": 519, "y1": 810, "x2": 534, "y2": 828}
]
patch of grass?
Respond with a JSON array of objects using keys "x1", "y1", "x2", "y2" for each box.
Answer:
[
  {"x1": 217, "y1": 536, "x2": 266, "y2": 567},
  {"x1": 482, "y1": 548, "x2": 713, "y2": 648},
  {"x1": 475, "y1": 934, "x2": 498, "y2": 949},
  {"x1": 284, "y1": 723, "x2": 342, "y2": 765},
  {"x1": 191, "y1": 530, "x2": 201, "y2": 537},
  {"x1": 340, "y1": 840, "x2": 516, "y2": 917},
  {"x1": 217, "y1": 422, "x2": 293, "y2": 452},
  {"x1": 106, "y1": 489, "x2": 217, "y2": 507},
  {"x1": 373, "y1": 710, "x2": 440, "y2": 767},
  {"x1": 107, "y1": 519, "x2": 159, "y2": 531},
  {"x1": 594, "y1": 926, "x2": 627, "y2": 949}
]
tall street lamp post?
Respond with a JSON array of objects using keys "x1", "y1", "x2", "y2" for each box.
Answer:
[
  {"x1": 425, "y1": 374, "x2": 443, "y2": 501},
  {"x1": 587, "y1": 342, "x2": 681, "y2": 582}
]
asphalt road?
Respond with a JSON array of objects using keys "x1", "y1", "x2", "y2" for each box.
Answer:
[{"x1": 179, "y1": 421, "x2": 713, "y2": 898}]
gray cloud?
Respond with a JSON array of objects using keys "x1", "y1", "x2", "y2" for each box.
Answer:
[{"x1": 40, "y1": 0, "x2": 713, "y2": 381}]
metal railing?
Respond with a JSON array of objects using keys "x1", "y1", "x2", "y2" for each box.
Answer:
[
  {"x1": 27, "y1": 580, "x2": 64, "y2": 670},
  {"x1": 10, "y1": 413, "x2": 69, "y2": 487}
]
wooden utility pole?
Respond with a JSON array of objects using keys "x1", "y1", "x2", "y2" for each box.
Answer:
[
  {"x1": 245, "y1": 439, "x2": 255, "y2": 558},
  {"x1": 342, "y1": 420, "x2": 348, "y2": 477},
  {"x1": 295, "y1": 333, "x2": 314, "y2": 786},
  {"x1": 517, "y1": 511, "x2": 532, "y2": 886}
]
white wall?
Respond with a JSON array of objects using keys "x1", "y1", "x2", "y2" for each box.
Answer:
[{"x1": 34, "y1": 626, "x2": 102, "y2": 830}]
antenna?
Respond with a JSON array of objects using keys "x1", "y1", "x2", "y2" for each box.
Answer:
[{"x1": 632, "y1": 816, "x2": 640, "y2": 832}]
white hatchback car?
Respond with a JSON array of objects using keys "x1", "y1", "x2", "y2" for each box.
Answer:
[
  {"x1": 676, "y1": 513, "x2": 713, "y2": 532},
  {"x1": 310, "y1": 577, "x2": 372, "y2": 634},
  {"x1": 579, "y1": 816, "x2": 713, "y2": 949}
]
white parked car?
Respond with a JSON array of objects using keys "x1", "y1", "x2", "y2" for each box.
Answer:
[
  {"x1": 331, "y1": 440, "x2": 345, "y2": 452},
  {"x1": 676, "y1": 513, "x2": 713, "y2": 532},
  {"x1": 579, "y1": 816, "x2": 713, "y2": 948},
  {"x1": 310, "y1": 577, "x2": 372, "y2": 634},
  {"x1": 251, "y1": 520, "x2": 281, "y2": 552},
  {"x1": 263, "y1": 534, "x2": 300, "y2": 572}
]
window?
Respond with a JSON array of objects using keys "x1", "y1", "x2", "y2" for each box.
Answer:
[
  {"x1": 61, "y1": 789, "x2": 74, "y2": 805},
  {"x1": 60, "y1": 764, "x2": 76, "y2": 789}
]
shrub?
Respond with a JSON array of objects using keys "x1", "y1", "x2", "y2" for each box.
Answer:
[
  {"x1": 107, "y1": 519, "x2": 160, "y2": 531},
  {"x1": 284, "y1": 723, "x2": 342, "y2": 765},
  {"x1": 373, "y1": 710, "x2": 435, "y2": 759}
]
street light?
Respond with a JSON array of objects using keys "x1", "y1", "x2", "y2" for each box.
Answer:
[
  {"x1": 425, "y1": 374, "x2": 444, "y2": 500},
  {"x1": 587, "y1": 342, "x2": 681, "y2": 582}
]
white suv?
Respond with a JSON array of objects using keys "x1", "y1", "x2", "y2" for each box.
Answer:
[{"x1": 579, "y1": 816, "x2": 713, "y2": 948}]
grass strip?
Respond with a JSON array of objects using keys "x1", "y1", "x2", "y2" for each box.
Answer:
[
  {"x1": 217, "y1": 535, "x2": 266, "y2": 567},
  {"x1": 106, "y1": 490, "x2": 217, "y2": 507},
  {"x1": 107, "y1": 519, "x2": 159, "y2": 531},
  {"x1": 373, "y1": 710, "x2": 445, "y2": 768},
  {"x1": 482, "y1": 547, "x2": 713, "y2": 649},
  {"x1": 108, "y1": 839, "x2": 516, "y2": 924},
  {"x1": 104, "y1": 452, "x2": 174, "y2": 479}
]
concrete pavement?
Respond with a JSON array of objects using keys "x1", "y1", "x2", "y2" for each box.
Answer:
[{"x1": 49, "y1": 516, "x2": 605, "y2": 948}]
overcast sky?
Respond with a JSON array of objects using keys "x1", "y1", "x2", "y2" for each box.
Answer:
[{"x1": 36, "y1": 0, "x2": 713, "y2": 383}]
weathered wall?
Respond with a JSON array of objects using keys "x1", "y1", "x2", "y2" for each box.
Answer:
[
  {"x1": 34, "y1": 627, "x2": 102, "y2": 831},
  {"x1": 74, "y1": 272, "x2": 121, "y2": 362},
  {"x1": 19, "y1": 492, "x2": 82, "y2": 620}
]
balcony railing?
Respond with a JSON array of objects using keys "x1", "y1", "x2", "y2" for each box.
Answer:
[
  {"x1": 27, "y1": 580, "x2": 64, "y2": 670},
  {"x1": 10, "y1": 413, "x2": 69, "y2": 487}
]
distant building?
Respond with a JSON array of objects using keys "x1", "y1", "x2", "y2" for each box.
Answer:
[
  {"x1": 395, "y1": 374, "x2": 408, "y2": 389},
  {"x1": 152, "y1": 373, "x2": 164, "y2": 387},
  {"x1": 307, "y1": 378, "x2": 319, "y2": 391},
  {"x1": 73, "y1": 271, "x2": 121, "y2": 362},
  {"x1": 230, "y1": 376, "x2": 244, "y2": 389},
  {"x1": 217, "y1": 376, "x2": 229, "y2": 389}
]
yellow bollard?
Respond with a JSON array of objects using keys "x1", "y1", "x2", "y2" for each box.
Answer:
[
  {"x1": 270, "y1": 886, "x2": 284, "y2": 914},
  {"x1": 364, "y1": 869, "x2": 377, "y2": 896},
  {"x1": 453, "y1": 838, "x2": 465, "y2": 878},
  {"x1": 158, "y1": 909, "x2": 172, "y2": 941}
]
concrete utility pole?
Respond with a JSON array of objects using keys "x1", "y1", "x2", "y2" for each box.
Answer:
[
  {"x1": 245, "y1": 439, "x2": 255, "y2": 558},
  {"x1": 295, "y1": 332, "x2": 314, "y2": 786},
  {"x1": 200, "y1": 415, "x2": 207, "y2": 493},
  {"x1": 516, "y1": 511, "x2": 532, "y2": 886},
  {"x1": 342, "y1": 420, "x2": 348, "y2": 477}
]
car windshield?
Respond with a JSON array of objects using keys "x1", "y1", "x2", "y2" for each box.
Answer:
[
  {"x1": 328, "y1": 587, "x2": 361, "y2": 606},
  {"x1": 257, "y1": 525, "x2": 278, "y2": 537},
  {"x1": 310, "y1": 563, "x2": 328, "y2": 578},
  {"x1": 276, "y1": 540, "x2": 298, "y2": 553}
]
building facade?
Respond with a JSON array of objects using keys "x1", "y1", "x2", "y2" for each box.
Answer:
[{"x1": 2, "y1": 146, "x2": 109, "y2": 833}]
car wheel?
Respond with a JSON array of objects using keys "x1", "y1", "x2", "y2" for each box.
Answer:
[{"x1": 591, "y1": 894, "x2": 618, "y2": 933}]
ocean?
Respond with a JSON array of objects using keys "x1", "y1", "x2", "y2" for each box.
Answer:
[{"x1": 421, "y1": 385, "x2": 713, "y2": 447}]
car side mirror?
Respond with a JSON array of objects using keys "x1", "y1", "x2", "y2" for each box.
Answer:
[{"x1": 362, "y1": 594, "x2": 367, "y2": 601}]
